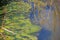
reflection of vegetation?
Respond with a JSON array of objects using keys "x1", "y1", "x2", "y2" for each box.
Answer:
[{"x1": 0, "y1": 1, "x2": 41, "y2": 40}]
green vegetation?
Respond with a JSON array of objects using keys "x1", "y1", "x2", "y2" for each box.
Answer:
[{"x1": 0, "y1": 1, "x2": 41, "y2": 40}]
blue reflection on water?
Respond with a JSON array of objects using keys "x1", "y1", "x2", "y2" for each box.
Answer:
[
  {"x1": 29, "y1": 2, "x2": 34, "y2": 21},
  {"x1": 23, "y1": 0, "x2": 53, "y2": 40},
  {"x1": 38, "y1": 28, "x2": 52, "y2": 40},
  {"x1": 29, "y1": 2, "x2": 53, "y2": 40},
  {"x1": 23, "y1": 0, "x2": 28, "y2": 2},
  {"x1": 45, "y1": 5, "x2": 51, "y2": 10},
  {"x1": 45, "y1": 5, "x2": 54, "y2": 10}
]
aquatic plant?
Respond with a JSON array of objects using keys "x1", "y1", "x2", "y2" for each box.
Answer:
[{"x1": 0, "y1": 1, "x2": 41, "y2": 40}]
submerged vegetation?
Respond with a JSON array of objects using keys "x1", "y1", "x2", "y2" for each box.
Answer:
[{"x1": 0, "y1": 1, "x2": 41, "y2": 40}]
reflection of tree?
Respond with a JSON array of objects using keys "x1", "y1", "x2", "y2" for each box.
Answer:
[{"x1": 0, "y1": 1, "x2": 41, "y2": 40}]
